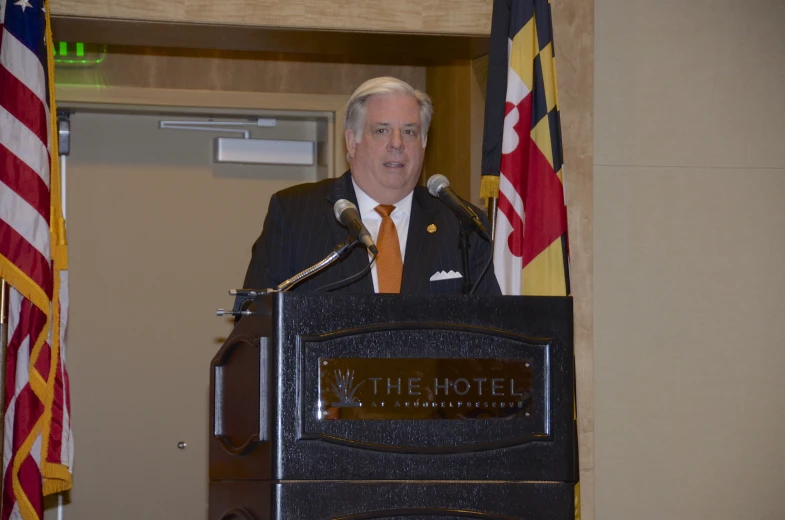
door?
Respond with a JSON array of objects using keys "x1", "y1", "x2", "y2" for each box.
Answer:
[{"x1": 53, "y1": 110, "x2": 326, "y2": 519}]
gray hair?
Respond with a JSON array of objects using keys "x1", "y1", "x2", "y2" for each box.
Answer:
[{"x1": 344, "y1": 77, "x2": 433, "y2": 147}]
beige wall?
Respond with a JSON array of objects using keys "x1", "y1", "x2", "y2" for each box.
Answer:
[
  {"x1": 594, "y1": 1, "x2": 785, "y2": 519},
  {"x1": 551, "y1": 4, "x2": 595, "y2": 516}
]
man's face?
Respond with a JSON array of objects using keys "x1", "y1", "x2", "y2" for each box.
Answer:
[{"x1": 345, "y1": 93, "x2": 426, "y2": 205}]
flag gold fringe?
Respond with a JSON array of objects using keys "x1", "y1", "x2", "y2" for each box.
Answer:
[
  {"x1": 480, "y1": 175, "x2": 500, "y2": 200},
  {"x1": 0, "y1": 259, "x2": 50, "y2": 314},
  {"x1": 41, "y1": 0, "x2": 72, "y2": 497},
  {"x1": 575, "y1": 481, "x2": 581, "y2": 520}
]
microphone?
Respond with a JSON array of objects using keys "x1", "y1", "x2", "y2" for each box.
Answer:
[
  {"x1": 333, "y1": 199, "x2": 378, "y2": 255},
  {"x1": 427, "y1": 174, "x2": 491, "y2": 240}
]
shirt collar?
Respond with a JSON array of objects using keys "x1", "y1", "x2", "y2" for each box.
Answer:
[{"x1": 352, "y1": 177, "x2": 414, "y2": 218}]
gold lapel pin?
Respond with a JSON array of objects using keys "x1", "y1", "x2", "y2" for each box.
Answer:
[{"x1": 427, "y1": 224, "x2": 437, "y2": 234}]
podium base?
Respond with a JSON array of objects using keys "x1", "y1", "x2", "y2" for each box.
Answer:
[{"x1": 209, "y1": 480, "x2": 574, "y2": 519}]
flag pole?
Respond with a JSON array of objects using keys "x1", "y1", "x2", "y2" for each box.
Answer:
[
  {"x1": 0, "y1": 278, "x2": 7, "y2": 346},
  {"x1": 481, "y1": 175, "x2": 501, "y2": 244},
  {"x1": 486, "y1": 195, "x2": 499, "y2": 244},
  {"x1": 0, "y1": 278, "x2": 8, "y2": 453},
  {"x1": 56, "y1": 128, "x2": 69, "y2": 520}
]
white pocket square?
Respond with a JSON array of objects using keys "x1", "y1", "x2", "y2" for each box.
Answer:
[{"x1": 430, "y1": 270, "x2": 463, "y2": 281}]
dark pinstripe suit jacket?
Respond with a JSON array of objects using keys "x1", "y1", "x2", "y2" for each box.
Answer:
[{"x1": 241, "y1": 171, "x2": 501, "y2": 295}]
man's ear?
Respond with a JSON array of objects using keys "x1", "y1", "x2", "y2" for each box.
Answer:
[{"x1": 345, "y1": 129, "x2": 357, "y2": 159}]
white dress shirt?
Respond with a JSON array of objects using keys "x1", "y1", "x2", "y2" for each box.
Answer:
[{"x1": 351, "y1": 179, "x2": 413, "y2": 293}]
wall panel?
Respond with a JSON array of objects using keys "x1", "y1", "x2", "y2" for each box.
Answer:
[
  {"x1": 552, "y1": 1, "x2": 595, "y2": 516},
  {"x1": 51, "y1": 0, "x2": 493, "y2": 36},
  {"x1": 595, "y1": 0, "x2": 785, "y2": 168},
  {"x1": 595, "y1": 166, "x2": 785, "y2": 520},
  {"x1": 595, "y1": 1, "x2": 785, "y2": 518},
  {"x1": 56, "y1": 46, "x2": 426, "y2": 95}
]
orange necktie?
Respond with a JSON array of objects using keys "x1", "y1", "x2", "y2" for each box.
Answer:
[{"x1": 374, "y1": 204, "x2": 403, "y2": 293}]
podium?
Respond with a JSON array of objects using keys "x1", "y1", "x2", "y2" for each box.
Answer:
[{"x1": 209, "y1": 293, "x2": 576, "y2": 519}]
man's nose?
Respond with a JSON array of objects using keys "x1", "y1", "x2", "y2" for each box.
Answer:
[{"x1": 387, "y1": 130, "x2": 404, "y2": 151}]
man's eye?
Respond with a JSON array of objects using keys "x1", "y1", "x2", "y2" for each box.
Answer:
[{"x1": 375, "y1": 128, "x2": 387, "y2": 134}]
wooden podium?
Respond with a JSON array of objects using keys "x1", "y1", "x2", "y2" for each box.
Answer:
[{"x1": 209, "y1": 293, "x2": 577, "y2": 519}]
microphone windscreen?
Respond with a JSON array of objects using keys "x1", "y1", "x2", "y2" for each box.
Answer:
[
  {"x1": 333, "y1": 199, "x2": 357, "y2": 221},
  {"x1": 427, "y1": 174, "x2": 450, "y2": 197}
]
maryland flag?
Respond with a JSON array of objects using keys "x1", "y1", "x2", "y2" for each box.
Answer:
[
  {"x1": 481, "y1": 0, "x2": 577, "y2": 516},
  {"x1": 0, "y1": 0, "x2": 74, "y2": 518},
  {"x1": 481, "y1": 0, "x2": 570, "y2": 297}
]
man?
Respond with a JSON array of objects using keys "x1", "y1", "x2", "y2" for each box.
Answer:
[{"x1": 241, "y1": 77, "x2": 500, "y2": 295}]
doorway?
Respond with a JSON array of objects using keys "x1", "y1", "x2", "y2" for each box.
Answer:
[{"x1": 56, "y1": 108, "x2": 331, "y2": 519}]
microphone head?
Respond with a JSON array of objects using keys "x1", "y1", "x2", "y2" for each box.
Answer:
[
  {"x1": 333, "y1": 199, "x2": 357, "y2": 221},
  {"x1": 427, "y1": 174, "x2": 450, "y2": 197}
]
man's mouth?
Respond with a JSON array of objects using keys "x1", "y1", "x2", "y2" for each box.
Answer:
[{"x1": 383, "y1": 161, "x2": 405, "y2": 168}]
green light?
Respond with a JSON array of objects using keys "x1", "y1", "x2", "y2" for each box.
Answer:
[{"x1": 53, "y1": 42, "x2": 107, "y2": 66}]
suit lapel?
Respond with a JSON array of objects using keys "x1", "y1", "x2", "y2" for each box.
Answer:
[
  {"x1": 401, "y1": 187, "x2": 440, "y2": 294},
  {"x1": 326, "y1": 171, "x2": 374, "y2": 293}
]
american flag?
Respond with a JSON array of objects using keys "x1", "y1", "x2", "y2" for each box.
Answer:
[{"x1": 0, "y1": 0, "x2": 73, "y2": 518}]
